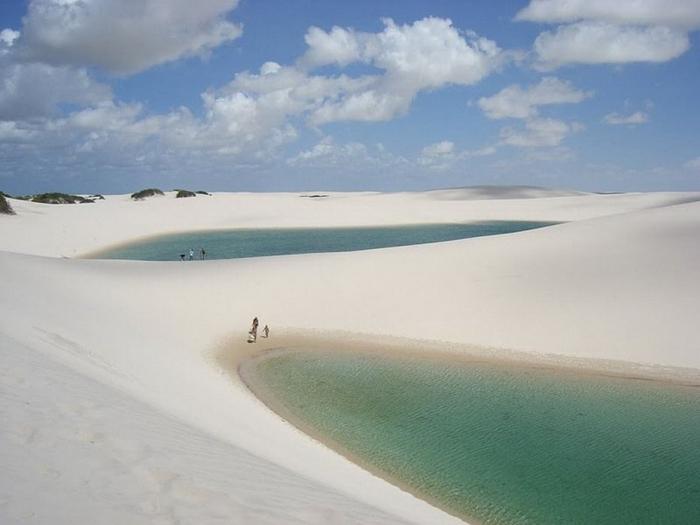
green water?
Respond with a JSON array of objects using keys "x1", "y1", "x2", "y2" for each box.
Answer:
[
  {"x1": 92, "y1": 221, "x2": 557, "y2": 261},
  {"x1": 250, "y1": 351, "x2": 700, "y2": 524}
]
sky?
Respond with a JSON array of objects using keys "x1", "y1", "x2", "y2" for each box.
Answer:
[{"x1": 1, "y1": 0, "x2": 699, "y2": 194}]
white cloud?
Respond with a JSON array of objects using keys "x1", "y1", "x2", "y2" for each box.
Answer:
[
  {"x1": 0, "y1": 15, "x2": 506, "y2": 181},
  {"x1": 416, "y1": 140, "x2": 497, "y2": 170},
  {"x1": 0, "y1": 29, "x2": 20, "y2": 47},
  {"x1": 19, "y1": 0, "x2": 242, "y2": 74},
  {"x1": 309, "y1": 89, "x2": 410, "y2": 125},
  {"x1": 418, "y1": 141, "x2": 456, "y2": 169},
  {"x1": 478, "y1": 77, "x2": 589, "y2": 152},
  {"x1": 532, "y1": 22, "x2": 689, "y2": 69},
  {"x1": 300, "y1": 17, "x2": 504, "y2": 124},
  {"x1": 287, "y1": 136, "x2": 406, "y2": 169},
  {"x1": 302, "y1": 26, "x2": 362, "y2": 68},
  {"x1": 366, "y1": 18, "x2": 502, "y2": 90},
  {"x1": 465, "y1": 145, "x2": 498, "y2": 157},
  {"x1": 684, "y1": 157, "x2": 700, "y2": 170},
  {"x1": 0, "y1": 121, "x2": 35, "y2": 141},
  {"x1": 516, "y1": 0, "x2": 700, "y2": 29},
  {"x1": 0, "y1": 62, "x2": 111, "y2": 120},
  {"x1": 517, "y1": 1, "x2": 699, "y2": 69},
  {"x1": 478, "y1": 77, "x2": 591, "y2": 119},
  {"x1": 500, "y1": 118, "x2": 582, "y2": 148},
  {"x1": 603, "y1": 111, "x2": 649, "y2": 125},
  {"x1": 288, "y1": 137, "x2": 366, "y2": 166}
]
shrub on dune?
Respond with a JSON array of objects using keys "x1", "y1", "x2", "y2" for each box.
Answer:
[
  {"x1": 176, "y1": 190, "x2": 197, "y2": 198},
  {"x1": 32, "y1": 193, "x2": 94, "y2": 204},
  {"x1": 195, "y1": 190, "x2": 211, "y2": 195},
  {"x1": 131, "y1": 188, "x2": 164, "y2": 200},
  {"x1": 0, "y1": 193, "x2": 15, "y2": 215}
]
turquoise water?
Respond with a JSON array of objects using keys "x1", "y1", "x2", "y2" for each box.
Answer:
[
  {"x1": 92, "y1": 222, "x2": 557, "y2": 261},
  {"x1": 250, "y1": 351, "x2": 700, "y2": 524}
]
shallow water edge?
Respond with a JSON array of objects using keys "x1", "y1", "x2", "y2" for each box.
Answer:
[{"x1": 221, "y1": 331, "x2": 700, "y2": 525}]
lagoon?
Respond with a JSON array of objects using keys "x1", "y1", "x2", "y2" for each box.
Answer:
[
  {"x1": 92, "y1": 221, "x2": 556, "y2": 261},
  {"x1": 245, "y1": 350, "x2": 700, "y2": 524}
]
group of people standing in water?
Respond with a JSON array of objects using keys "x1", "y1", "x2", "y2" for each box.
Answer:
[
  {"x1": 248, "y1": 317, "x2": 269, "y2": 343},
  {"x1": 179, "y1": 247, "x2": 207, "y2": 261}
]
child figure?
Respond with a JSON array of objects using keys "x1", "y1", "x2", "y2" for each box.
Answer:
[{"x1": 263, "y1": 325, "x2": 269, "y2": 338}]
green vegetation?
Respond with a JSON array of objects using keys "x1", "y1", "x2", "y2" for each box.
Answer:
[
  {"x1": 0, "y1": 193, "x2": 15, "y2": 215},
  {"x1": 90, "y1": 194, "x2": 105, "y2": 200},
  {"x1": 195, "y1": 190, "x2": 211, "y2": 195},
  {"x1": 131, "y1": 188, "x2": 164, "y2": 200},
  {"x1": 176, "y1": 190, "x2": 196, "y2": 198},
  {"x1": 32, "y1": 192, "x2": 94, "y2": 204}
]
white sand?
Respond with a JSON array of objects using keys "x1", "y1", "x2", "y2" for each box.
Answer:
[{"x1": 1, "y1": 187, "x2": 699, "y2": 524}]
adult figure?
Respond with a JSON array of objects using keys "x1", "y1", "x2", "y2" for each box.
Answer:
[{"x1": 251, "y1": 317, "x2": 259, "y2": 342}]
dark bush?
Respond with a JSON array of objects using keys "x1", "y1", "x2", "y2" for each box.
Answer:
[
  {"x1": 90, "y1": 194, "x2": 105, "y2": 200},
  {"x1": 0, "y1": 193, "x2": 15, "y2": 215},
  {"x1": 195, "y1": 190, "x2": 211, "y2": 195},
  {"x1": 131, "y1": 188, "x2": 164, "y2": 200},
  {"x1": 32, "y1": 192, "x2": 93, "y2": 204},
  {"x1": 176, "y1": 190, "x2": 196, "y2": 198}
]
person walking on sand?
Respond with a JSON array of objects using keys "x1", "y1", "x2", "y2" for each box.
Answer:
[
  {"x1": 189, "y1": 248, "x2": 194, "y2": 261},
  {"x1": 250, "y1": 317, "x2": 259, "y2": 342},
  {"x1": 200, "y1": 247, "x2": 206, "y2": 260},
  {"x1": 263, "y1": 325, "x2": 269, "y2": 338}
]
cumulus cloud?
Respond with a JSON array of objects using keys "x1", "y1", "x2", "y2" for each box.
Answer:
[
  {"x1": 418, "y1": 141, "x2": 456, "y2": 169},
  {"x1": 302, "y1": 26, "x2": 362, "y2": 68},
  {"x1": 0, "y1": 62, "x2": 111, "y2": 120},
  {"x1": 517, "y1": 0, "x2": 700, "y2": 69},
  {"x1": 0, "y1": 29, "x2": 20, "y2": 47},
  {"x1": 19, "y1": 0, "x2": 242, "y2": 74},
  {"x1": 0, "y1": 15, "x2": 505, "y2": 184},
  {"x1": 300, "y1": 17, "x2": 504, "y2": 124},
  {"x1": 186, "y1": 17, "x2": 505, "y2": 138},
  {"x1": 287, "y1": 136, "x2": 406, "y2": 170},
  {"x1": 532, "y1": 22, "x2": 689, "y2": 69},
  {"x1": 515, "y1": 0, "x2": 700, "y2": 29},
  {"x1": 603, "y1": 111, "x2": 649, "y2": 125},
  {"x1": 478, "y1": 77, "x2": 589, "y2": 151},
  {"x1": 416, "y1": 140, "x2": 497, "y2": 170},
  {"x1": 478, "y1": 77, "x2": 591, "y2": 119},
  {"x1": 500, "y1": 118, "x2": 582, "y2": 148},
  {"x1": 288, "y1": 137, "x2": 367, "y2": 166}
]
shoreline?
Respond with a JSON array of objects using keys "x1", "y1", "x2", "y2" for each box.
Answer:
[{"x1": 222, "y1": 330, "x2": 700, "y2": 525}]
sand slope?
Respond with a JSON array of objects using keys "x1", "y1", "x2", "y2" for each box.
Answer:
[{"x1": 1, "y1": 188, "x2": 699, "y2": 524}]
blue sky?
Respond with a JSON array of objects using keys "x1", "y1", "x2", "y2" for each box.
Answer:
[{"x1": 1, "y1": 0, "x2": 699, "y2": 194}]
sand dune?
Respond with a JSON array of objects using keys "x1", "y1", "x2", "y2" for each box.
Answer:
[{"x1": 1, "y1": 188, "x2": 699, "y2": 524}]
